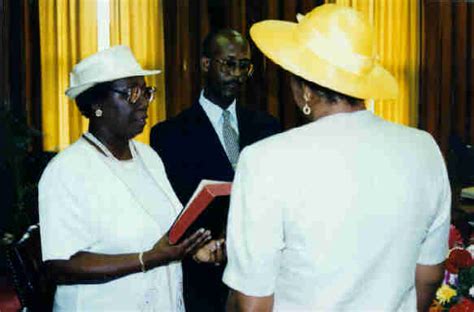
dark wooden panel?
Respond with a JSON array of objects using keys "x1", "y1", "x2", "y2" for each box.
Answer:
[
  {"x1": 163, "y1": 0, "x2": 176, "y2": 116},
  {"x1": 421, "y1": 1, "x2": 440, "y2": 140},
  {"x1": 243, "y1": 0, "x2": 265, "y2": 113},
  {"x1": 419, "y1": 0, "x2": 474, "y2": 155},
  {"x1": 0, "y1": 0, "x2": 41, "y2": 137},
  {"x1": 468, "y1": 3, "x2": 474, "y2": 143},
  {"x1": 263, "y1": 1, "x2": 280, "y2": 116},
  {"x1": 0, "y1": 0, "x2": 10, "y2": 111},
  {"x1": 454, "y1": 1, "x2": 467, "y2": 139},
  {"x1": 176, "y1": 0, "x2": 191, "y2": 111},
  {"x1": 438, "y1": 1, "x2": 452, "y2": 153},
  {"x1": 21, "y1": 0, "x2": 42, "y2": 150},
  {"x1": 419, "y1": 0, "x2": 427, "y2": 132},
  {"x1": 8, "y1": 0, "x2": 22, "y2": 118}
]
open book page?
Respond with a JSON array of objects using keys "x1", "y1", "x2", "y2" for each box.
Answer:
[{"x1": 184, "y1": 179, "x2": 227, "y2": 211}]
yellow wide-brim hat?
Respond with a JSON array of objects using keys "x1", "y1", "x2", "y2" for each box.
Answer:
[{"x1": 250, "y1": 4, "x2": 398, "y2": 100}]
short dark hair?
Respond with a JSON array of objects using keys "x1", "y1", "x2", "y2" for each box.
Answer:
[
  {"x1": 293, "y1": 74, "x2": 363, "y2": 106},
  {"x1": 202, "y1": 30, "x2": 217, "y2": 58},
  {"x1": 201, "y1": 29, "x2": 248, "y2": 58},
  {"x1": 75, "y1": 82, "x2": 112, "y2": 118}
]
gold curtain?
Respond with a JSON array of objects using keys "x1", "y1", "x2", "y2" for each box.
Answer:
[
  {"x1": 325, "y1": 0, "x2": 419, "y2": 126},
  {"x1": 110, "y1": 0, "x2": 167, "y2": 144},
  {"x1": 39, "y1": 0, "x2": 97, "y2": 151}
]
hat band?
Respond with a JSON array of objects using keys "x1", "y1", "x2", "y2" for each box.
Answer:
[{"x1": 297, "y1": 28, "x2": 376, "y2": 76}]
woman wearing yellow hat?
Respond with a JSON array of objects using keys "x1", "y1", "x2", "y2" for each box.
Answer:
[{"x1": 223, "y1": 4, "x2": 449, "y2": 311}]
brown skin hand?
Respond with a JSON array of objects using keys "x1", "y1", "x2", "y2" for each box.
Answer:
[
  {"x1": 47, "y1": 229, "x2": 211, "y2": 285},
  {"x1": 193, "y1": 238, "x2": 226, "y2": 264},
  {"x1": 201, "y1": 30, "x2": 251, "y2": 110}
]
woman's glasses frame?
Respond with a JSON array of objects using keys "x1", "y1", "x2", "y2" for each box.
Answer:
[{"x1": 109, "y1": 86, "x2": 156, "y2": 105}]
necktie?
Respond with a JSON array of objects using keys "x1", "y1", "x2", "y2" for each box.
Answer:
[{"x1": 222, "y1": 110, "x2": 239, "y2": 168}]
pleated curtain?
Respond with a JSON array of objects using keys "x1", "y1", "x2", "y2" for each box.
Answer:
[
  {"x1": 109, "y1": 0, "x2": 167, "y2": 144},
  {"x1": 39, "y1": 0, "x2": 97, "y2": 151}
]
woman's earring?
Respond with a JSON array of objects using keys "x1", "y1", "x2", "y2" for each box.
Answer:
[
  {"x1": 302, "y1": 104, "x2": 311, "y2": 115},
  {"x1": 302, "y1": 93, "x2": 311, "y2": 115},
  {"x1": 95, "y1": 109, "x2": 103, "y2": 117}
]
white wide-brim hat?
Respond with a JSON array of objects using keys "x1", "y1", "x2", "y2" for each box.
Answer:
[
  {"x1": 250, "y1": 4, "x2": 398, "y2": 100},
  {"x1": 65, "y1": 45, "x2": 161, "y2": 99}
]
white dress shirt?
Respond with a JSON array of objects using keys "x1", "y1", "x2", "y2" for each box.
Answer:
[
  {"x1": 199, "y1": 90, "x2": 239, "y2": 154},
  {"x1": 223, "y1": 110, "x2": 450, "y2": 311}
]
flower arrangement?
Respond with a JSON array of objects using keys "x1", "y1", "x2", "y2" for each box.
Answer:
[{"x1": 430, "y1": 225, "x2": 474, "y2": 311}]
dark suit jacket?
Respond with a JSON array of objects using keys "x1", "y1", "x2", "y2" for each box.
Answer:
[
  {"x1": 150, "y1": 100, "x2": 281, "y2": 205},
  {"x1": 150, "y1": 100, "x2": 280, "y2": 312}
]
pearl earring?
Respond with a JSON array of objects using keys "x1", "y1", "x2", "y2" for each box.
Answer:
[
  {"x1": 302, "y1": 93, "x2": 311, "y2": 115},
  {"x1": 302, "y1": 104, "x2": 311, "y2": 115},
  {"x1": 95, "y1": 109, "x2": 103, "y2": 117}
]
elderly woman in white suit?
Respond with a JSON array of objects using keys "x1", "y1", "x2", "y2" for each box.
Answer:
[
  {"x1": 223, "y1": 4, "x2": 450, "y2": 312},
  {"x1": 39, "y1": 46, "x2": 221, "y2": 311}
]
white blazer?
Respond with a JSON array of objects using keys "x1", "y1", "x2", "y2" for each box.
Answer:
[{"x1": 224, "y1": 110, "x2": 450, "y2": 311}]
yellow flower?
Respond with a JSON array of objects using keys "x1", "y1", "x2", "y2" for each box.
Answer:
[{"x1": 436, "y1": 284, "x2": 457, "y2": 305}]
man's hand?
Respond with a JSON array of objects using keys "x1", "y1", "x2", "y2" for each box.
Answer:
[{"x1": 193, "y1": 238, "x2": 226, "y2": 265}]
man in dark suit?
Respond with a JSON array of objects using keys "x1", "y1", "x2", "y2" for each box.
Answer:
[{"x1": 150, "y1": 29, "x2": 280, "y2": 312}]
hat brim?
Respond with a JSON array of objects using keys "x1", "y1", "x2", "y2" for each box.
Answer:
[
  {"x1": 65, "y1": 69, "x2": 161, "y2": 99},
  {"x1": 250, "y1": 21, "x2": 398, "y2": 100}
]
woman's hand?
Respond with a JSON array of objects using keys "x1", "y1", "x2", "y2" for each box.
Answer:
[
  {"x1": 46, "y1": 229, "x2": 211, "y2": 284},
  {"x1": 144, "y1": 228, "x2": 211, "y2": 269},
  {"x1": 193, "y1": 238, "x2": 226, "y2": 265}
]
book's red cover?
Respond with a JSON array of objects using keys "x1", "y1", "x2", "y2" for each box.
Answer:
[{"x1": 169, "y1": 183, "x2": 232, "y2": 244}]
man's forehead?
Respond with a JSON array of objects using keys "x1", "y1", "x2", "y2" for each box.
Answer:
[{"x1": 213, "y1": 35, "x2": 249, "y2": 57}]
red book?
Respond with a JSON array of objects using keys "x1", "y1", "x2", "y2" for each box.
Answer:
[{"x1": 169, "y1": 180, "x2": 232, "y2": 244}]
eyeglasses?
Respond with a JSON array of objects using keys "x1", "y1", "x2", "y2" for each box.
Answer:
[
  {"x1": 109, "y1": 86, "x2": 156, "y2": 105},
  {"x1": 213, "y1": 58, "x2": 254, "y2": 76}
]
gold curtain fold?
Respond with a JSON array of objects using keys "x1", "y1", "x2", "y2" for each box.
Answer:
[
  {"x1": 39, "y1": 0, "x2": 97, "y2": 151},
  {"x1": 109, "y1": 0, "x2": 167, "y2": 144},
  {"x1": 325, "y1": 0, "x2": 419, "y2": 126}
]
